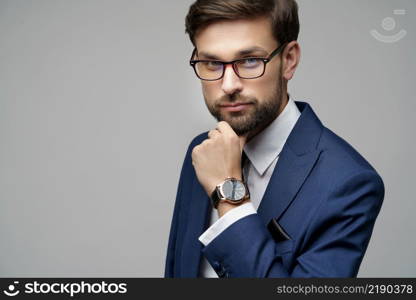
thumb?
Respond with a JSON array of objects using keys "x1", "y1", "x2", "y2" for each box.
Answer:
[{"x1": 239, "y1": 134, "x2": 248, "y2": 152}]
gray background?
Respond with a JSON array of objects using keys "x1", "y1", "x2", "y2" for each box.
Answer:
[{"x1": 0, "y1": 0, "x2": 414, "y2": 277}]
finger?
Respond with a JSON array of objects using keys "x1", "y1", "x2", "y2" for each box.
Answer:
[
  {"x1": 239, "y1": 134, "x2": 248, "y2": 151},
  {"x1": 216, "y1": 121, "x2": 234, "y2": 136},
  {"x1": 208, "y1": 129, "x2": 221, "y2": 139}
]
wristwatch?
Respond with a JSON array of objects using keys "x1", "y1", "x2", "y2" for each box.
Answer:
[{"x1": 210, "y1": 177, "x2": 250, "y2": 209}]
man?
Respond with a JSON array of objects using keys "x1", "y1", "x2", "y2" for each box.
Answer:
[{"x1": 165, "y1": 0, "x2": 384, "y2": 277}]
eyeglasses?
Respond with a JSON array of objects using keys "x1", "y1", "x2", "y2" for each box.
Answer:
[{"x1": 189, "y1": 43, "x2": 286, "y2": 81}]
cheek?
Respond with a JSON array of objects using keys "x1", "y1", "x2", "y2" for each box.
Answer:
[
  {"x1": 251, "y1": 64, "x2": 280, "y2": 94},
  {"x1": 262, "y1": 62, "x2": 280, "y2": 84},
  {"x1": 245, "y1": 76, "x2": 276, "y2": 99},
  {"x1": 202, "y1": 82, "x2": 220, "y2": 101}
]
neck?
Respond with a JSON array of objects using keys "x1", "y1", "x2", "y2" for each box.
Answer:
[{"x1": 244, "y1": 93, "x2": 289, "y2": 143}]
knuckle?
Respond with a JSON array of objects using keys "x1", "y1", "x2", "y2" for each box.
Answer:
[
  {"x1": 229, "y1": 135, "x2": 239, "y2": 143},
  {"x1": 192, "y1": 145, "x2": 200, "y2": 154}
]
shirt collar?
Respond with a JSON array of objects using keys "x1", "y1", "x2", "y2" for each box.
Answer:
[{"x1": 243, "y1": 96, "x2": 301, "y2": 176}]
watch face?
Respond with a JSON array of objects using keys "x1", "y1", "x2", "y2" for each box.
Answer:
[{"x1": 221, "y1": 179, "x2": 246, "y2": 201}]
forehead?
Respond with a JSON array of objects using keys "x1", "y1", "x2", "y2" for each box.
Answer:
[{"x1": 194, "y1": 17, "x2": 277, "y2": 59}]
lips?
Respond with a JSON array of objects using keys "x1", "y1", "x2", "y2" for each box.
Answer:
[
  {"x1": 219, "y1": 102, "x2": 253, "y2": 112},
  {"x1": 220, "y1": 102, "x2": 252, "y2": 107}
]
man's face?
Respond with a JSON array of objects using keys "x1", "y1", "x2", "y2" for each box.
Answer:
[{"x1": 194, "y1": 17, "x2": 286, "y2": 136}]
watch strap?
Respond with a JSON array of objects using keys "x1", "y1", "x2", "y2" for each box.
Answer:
[{"x1": 210, "y1": 187, "x2": 221, "y2": 209}]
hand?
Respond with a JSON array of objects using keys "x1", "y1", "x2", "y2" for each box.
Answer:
[{"x1": 191, "y1": 121, "x2": 247, "y2": 197}]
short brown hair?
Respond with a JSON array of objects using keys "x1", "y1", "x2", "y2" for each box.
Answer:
[{"x1": 185, "y1": 0, "x2": 299, "y2": 46}]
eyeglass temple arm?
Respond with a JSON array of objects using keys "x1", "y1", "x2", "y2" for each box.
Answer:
[
  {"x1": 266, "y1": 43, "x2": 287, "y2": 61},
  {"x1": 190, "y1": 48, "x2": 197, "y2": 64}
]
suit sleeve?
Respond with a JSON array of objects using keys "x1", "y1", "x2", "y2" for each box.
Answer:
[
  {"x1": 164, "y1": 142, "x2": 194, "y2": 278},
  {"x1": 201, "y1": 170, "x2": 385, "y2": 277}
]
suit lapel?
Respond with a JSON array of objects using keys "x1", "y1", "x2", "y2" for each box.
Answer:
[
  {"x1": 257, "y1": 101, "x2": 324, "y2": 224},
  {"x1": 257, "y1": 146, "x2": 321, "y2": 224}
]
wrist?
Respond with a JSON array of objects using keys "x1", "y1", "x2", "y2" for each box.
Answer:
[{"x1": 217, "y1": 198, "x2": 250, "y2": 218}]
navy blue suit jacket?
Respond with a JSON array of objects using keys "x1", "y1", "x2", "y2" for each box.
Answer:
[{"x1": 165, "y1": 101, "x2": 384, "y2": 277}]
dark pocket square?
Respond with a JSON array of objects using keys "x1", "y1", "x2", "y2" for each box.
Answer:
[{"x1": 267, "y1": 218, "x2": 291, "y2": 242}]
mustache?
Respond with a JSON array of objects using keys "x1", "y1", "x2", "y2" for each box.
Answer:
[{"x1": 215, "y1": 94, "x2": 258, "y2": 107}]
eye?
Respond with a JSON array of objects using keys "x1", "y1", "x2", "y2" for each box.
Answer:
[
  {"x1": 239, "y1": 58, "x2": 262, "y2": 68},
  {"x1": 201, "y1": 61, "x2": 223, "y2": 71}
]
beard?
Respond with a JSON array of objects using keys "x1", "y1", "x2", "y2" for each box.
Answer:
[{"x1": 204, "y1": 69, "x2": 285, "y2": 136}]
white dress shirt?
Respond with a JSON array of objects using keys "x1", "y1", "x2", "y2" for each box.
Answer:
[{"x1": 198, "y1": 96, "x2": 301, "y2": 277}]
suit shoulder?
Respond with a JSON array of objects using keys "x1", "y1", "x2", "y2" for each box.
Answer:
[
  {"x1": 188, "y1": 131, "x2": 209, "y2": 149},
  {"x1": 180, "y1": 132, "x2": 209, "y2": 161},
  {"x1": 314, "y1": 127, "x2": 385, "y2": 207},
  {"x1": 318, "y1": 127, "x2": 381, "y2": 177}
]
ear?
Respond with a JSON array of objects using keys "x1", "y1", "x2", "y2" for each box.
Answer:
[{"x1": 282, "y1": 41, "x2": 301, "y2": 81}]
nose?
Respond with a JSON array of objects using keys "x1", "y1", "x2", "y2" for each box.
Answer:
[{"x1": 221, "y1": 64, "x2": 243, "y2": 95}]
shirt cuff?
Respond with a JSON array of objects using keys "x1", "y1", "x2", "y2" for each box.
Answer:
[{"x1": 198, "y1": 202, "x2": 256, "y2": 246}]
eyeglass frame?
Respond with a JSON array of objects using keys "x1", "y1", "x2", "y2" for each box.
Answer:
[{"x1": 189, "y1": 43, "x2": 287, "y2": 81}]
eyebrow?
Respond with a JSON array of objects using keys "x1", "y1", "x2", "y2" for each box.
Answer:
[{"x1": 197, "y1": 46, "x2": 269, "y2": 60}]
